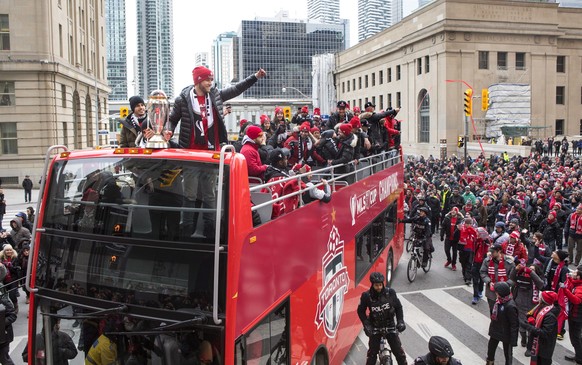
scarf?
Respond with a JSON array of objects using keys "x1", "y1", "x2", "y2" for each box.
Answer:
[
  {"x1": 558, "y1": 287, "x2": 569, "y2": 333},
  {"x1": 488, "y1": 256, "x2": 508, "y2": 284},
  {"x1": 189, "y1": 89, "x2": 215, "y2": 147},
  {"x1": 551, "y1": 261, "x2": 566, "y2": 291},
  {"x1": 505, "y1": 242, "x2": 515, "y2": 257},
  {"x1": 530, "y1": 304, "x2": 554, "y2": 363},
  {"x1": 491, "y1": 293, "x2": 513, "y2": 321},
  {"x1": 130, "y1": 113, "x2": 142, "y2": 130}
]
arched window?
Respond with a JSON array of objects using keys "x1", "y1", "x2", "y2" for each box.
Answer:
[
  {"x1": 73, "y1": 91, "x2": 81, "y2": 149},
  {"x1": 86, "y1": 95, "x2": 93, "y2": 147},
  {"x1": 418, "y1": 89, "x2": 430, "y2": 143}
]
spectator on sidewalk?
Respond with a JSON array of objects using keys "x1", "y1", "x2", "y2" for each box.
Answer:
[{"x1": 22, "y1": 175, "x2": 33, "y2": 203}]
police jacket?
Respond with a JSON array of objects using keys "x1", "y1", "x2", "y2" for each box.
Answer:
[
  {"x1": 401, "y1": 215, "x2": 432, "y2": 241},
  {"x1": 357, "y1": 286, "x2": 404, "y2": 328}
]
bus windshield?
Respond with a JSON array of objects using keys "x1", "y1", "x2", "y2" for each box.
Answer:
[{"x1": 43, "y1": 156, "x2": 228, "y2": 241}]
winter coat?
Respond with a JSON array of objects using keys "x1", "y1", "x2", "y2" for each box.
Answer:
[
  {"x1": 521, "y1": 305, "x2": 559, "y2": 360},
  {"x1": 564, "y1": 279, "x2": 582, "y2": 323},
  {"x1": 414, "y1": 354, "x2": 462, "y2": 365},
  {"x1": 480, "y1": 256, "x2": 516, "y2": 301},
  {"x1": 119, "y1": 113, "x2": 146, "y2": 148},
  {"x1": 488, "y1": 297, "x2": 519, "y2": 345},
  {"x1": 168, "y1": 74, "x2": 258, "y2": 149},
  {"x1": 357, "y1": 286, "x2": 404, "y2": 328},
  {"x1": 22, "y1": 330, "x2": 78, "y2": 365},
  {"x1": 9, "y1": 219, "x2": 31, "y2": 248},
  {"x1": 240, "y1": 138, "x2": 267, "y2": 179},
  {"x1": 509, "y1": 266, "x2": 545, "y2": 322},
  {"x1": 326, "y1": 111, "x2": 353, "y2": 130},
  {"x1": 22, "y1": 178, "x2": 33, "y2": 191},
  {"x1": 539, "y1": 218, "x2": 561, "y2": 245},
  {"x1": 0, "y1": 295, "x2": 16, "y2": 345},
  {"x1": 331, "y1": 133, "x2": 356, "y2": 175},
  {"x1": 366, "y1": 110, "x2": 396, "y2": 152}
]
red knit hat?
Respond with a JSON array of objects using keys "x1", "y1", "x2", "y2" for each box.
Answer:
[
  {"x1": 548, "y1": 211, "x2": 557, "y2": 220},
  {"x1": 260, "y1": 114, "x2": 270, "y2": 125},
  {"x1": 300, "y1": 122, "x2": 311, "y2": 132},
  {"x1": 510, "y1": 231, "x2": 520, "y2": 240},
  {"x1": 339, "y1": 123, "x2": 353, "y2": 135},
  {"x1": 192, "y1": 66, "x2": 214, "y2": 85},
  {"x1": 353, "y1": 106, "x2": 361, "y2": 113},
  {"x1": 239, "y1": 119, "x2": 248, "y2": 129},
  {"x1": 311, "y1": 126, "x2": 320, "y2": 133},
  {"x1": 313, "y1": 108, "x2": 321, "y2": 116},
  {"x1": 350, "y1": 116, "x2": 361, "y2": 129},
  {"x1": 540, "y1": 291, "x2": 557, "y2": 305},
  {"x1": 275, "y1": 107, "x2": 283, "y2": 114},
  {"x1": 246, "y1": 125, "x2": 263, "y2": 140},
  {"x1": 301, "y1": 106, "x2": 309, "y2": 113}
]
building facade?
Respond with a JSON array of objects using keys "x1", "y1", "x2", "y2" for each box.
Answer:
[
  {"x1": 238, "y1": 14, "x2": 347, "y2": 109},
  {"x1": 358, "y1": 0, "x2": 392, "y2": 41},
  {"x1": 335, "y1": 0, "x2": 582, "y2": 157},
  {"x1": 307, "y1": 0, "x2": 340, "y2": 24},
  {"x1": 392, "y1": 0, "x2": 404, "y2": 24},
  {"x1": 212, "y1": 32, "x2": 236, "y2": 90},
  {"x1": 105, "y1": 0, "x2": 127, "y2": 101},
  {"x1": 136, "y1": 0, "x2": 174, "y2": 99},
  {"x1": 195, "y1": 52, "x2": 209, "y2": 67},
  {"x1": 0, "y1": 0, "x2": 110, "y2": 185}
]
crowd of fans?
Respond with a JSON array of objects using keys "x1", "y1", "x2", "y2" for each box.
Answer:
[{"x1": 403, "y1": 149, "x2": 582, "y2": 364}]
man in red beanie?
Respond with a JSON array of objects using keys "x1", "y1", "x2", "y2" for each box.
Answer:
[
  {"x1": 291, "y1": 106, "x2": 312, "y2": 128},
  {"x1": 240, "y1": 126, "x2": 268, "y2": 180},
  {"x1": 520, "y1": 291, "x2": 559, "y2": 365},
  {"x1": 168, "y1": 66, "x2": 266, "y2": 151}
]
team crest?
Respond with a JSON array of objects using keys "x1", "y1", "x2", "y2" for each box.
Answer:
[{"x1": 315, "y1": 226, "x2": 350, "y2": 338}]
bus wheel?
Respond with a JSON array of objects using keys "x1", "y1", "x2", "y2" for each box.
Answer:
[
  {"x1": 386, "y1": 250, "x2": 394, "y2": 287},
  {"x1": 311, "y1": 350, "x2": 328, "y2": 365}
]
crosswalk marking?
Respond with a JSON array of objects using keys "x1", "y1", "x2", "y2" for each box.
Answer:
[{"x1": 346, "y1": 284, "x2": 577, "y2": 364}]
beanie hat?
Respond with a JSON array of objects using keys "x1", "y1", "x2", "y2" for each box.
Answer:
[
  {"x1": 339, "y1": 123, "x2": 353, "y2": 135},
  {"x1": 129, "y1": 96, "x2": 145, "y2": 112},
  {"x1": 301, "y1": 106, "x2": 309, "y2": 113},
  {"x1": 246, "y1": 126, "x2": 263, "y2": 140},
  {"x1": 275, "y1": 107, "x2": 283, "y2": 114},
  {"x1": 192, "y1": 66, "x2": 214, "y2": 85},
  {"x1": 350, "y1": 116, "x2": 362, "y2": 129},
  {"x1": 313, "y1": 108, "x2": 321, "y2": 116},
  {"x1": 239, "y1": 119, "x2": 248, "y2": 129},
  {"x1": 494, "y1": 282, "x2": 511, "y2": 297},
  {"x1": 556, "y1": 250, "x2": 569, "y2": 262},
  {"x1": 311, "y1": 126, "x2": 320, "y2": 133},
  {"x1": 548, "y1": 211, "x2": 557, "y2": 220},
  {"x1": 554, "y1": 202, "x2": 562, "y2": 209},
  {"x1": 260, "y1": 114, "x2": 270, "y2": 125},
  {"x1": 540, "y1": 291, "x2": 558, "y2": 305},
  {"x1": 353, "y1": 106, "x2": 361, "y2": 113},
  {"x1": 510, "y1": 231, "x2": 520, "y2": 240},
  {"x1": 300, "y1": 122, "x2": 311, "y2": 132}
]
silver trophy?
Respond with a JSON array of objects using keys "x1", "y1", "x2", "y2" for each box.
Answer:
[{"x1": 145, "y1": 90, "x2": 170, "y2": 149}]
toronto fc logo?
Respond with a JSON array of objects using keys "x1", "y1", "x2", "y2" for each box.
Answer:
[{"x1": 315, "y1": 226, "x2": 350, "y2": 338}]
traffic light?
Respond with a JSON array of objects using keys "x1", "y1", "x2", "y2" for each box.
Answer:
[
  {"x1": 481, "y1": 88, "x2": 489, "y2": 111},
  {"x1": 463, "y1": 89, "x2": 473, "y2": 117},
  {"x1": 283, "y1": 106, "x2": 292, "y2": 120},
  {"x1": 458, "y1": 136, "x2": 465, "y2": 148},
  {"x1": 120, "y1": 106, "x2": 129, "y2": 118}
]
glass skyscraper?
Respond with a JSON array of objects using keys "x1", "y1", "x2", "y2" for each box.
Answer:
[
  {"x1": 308, "y1": 0, "x2": 340, "y2": 24},
  {"x1": 239, "y1": 19, "x2": 347, "y2": 99},
  {"x1": 212, "y1": 32, "x2": 237, "y2": 90},
  {"x1": 136, "y1": 0, "x2": 174, "y2": 99},
  {"x1": 105, "y1": 0, "x2": 128, "y2": 101},
  {"x1": 358, "y1": 0, "x2": 392, "y2": 41}
]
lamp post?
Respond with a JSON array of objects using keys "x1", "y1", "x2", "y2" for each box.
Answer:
[{"x1": 281, "y1": 87, "x2": 310, "y2": 99}]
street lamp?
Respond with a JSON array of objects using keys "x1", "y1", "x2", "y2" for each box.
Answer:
[{"x1": 281, "y1": 86, "x2": 310, "y2": 99}]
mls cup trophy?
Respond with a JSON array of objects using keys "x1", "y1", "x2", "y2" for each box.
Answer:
[{"x1": 145, "y1": 90, "x2": 170, "y2": 149}]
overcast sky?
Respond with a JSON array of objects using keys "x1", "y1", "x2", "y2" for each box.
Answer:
[{"x1": 125, "y1": 0, "x2": 418, "y2": 97}]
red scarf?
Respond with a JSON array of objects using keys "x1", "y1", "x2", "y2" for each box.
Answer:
[
  {"x1": 551, "y1": 261, "x2": 566, "y2": 291},
  {"x1": 450, "y1": 216, "x2": 457, "y2": 237},
  {"x1": 491, "y1": 293, "x2": 513, "y2": 321},
  {"x1": 488, "y1": 256, "x2": 508, "y2": 284},
  {"x1": 558, "y1": 287, "x2": 569, "y2": 333},
  {"x1": 530, "y1": 304, "x2": 554, "y2": 364}
]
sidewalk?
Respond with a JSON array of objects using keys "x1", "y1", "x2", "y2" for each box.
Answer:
[{"x1": 1, "y1": 188, "x2": 39, "y2": 231}]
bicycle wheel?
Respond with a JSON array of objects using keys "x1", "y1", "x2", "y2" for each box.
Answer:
[
  {"x1": 405, "y1": 238, "x2": 413, "y2": 253},
  {"x1": 407, "y1": 255, "x2": 418, "y2": 282},
  {"x1": 422, "y1": 253, "x2": 432, "y2": 273}
]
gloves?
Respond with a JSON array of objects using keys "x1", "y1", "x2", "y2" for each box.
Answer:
[
  {"x1": 364, "y1": 323, "x2": 373, "y2": 337},
  {"x1": 440, "y1": 236, "x2": 444, "y2": 242},
  {"x1": 397, "y1": 322, "x2": 406, "y2": 333}
]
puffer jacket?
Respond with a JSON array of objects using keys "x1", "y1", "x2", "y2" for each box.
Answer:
[
  {"x1": 168, "y1": 74, "x2": 258, "y2": 149},
  {"x1": 331, "y1": 133, "x2": 357, "y2": 176},
  {"x1": 488, "y1": 296, "x2": 519, "y2": 345}
]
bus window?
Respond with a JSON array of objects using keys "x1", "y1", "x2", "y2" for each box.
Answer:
[
  {"x1": 43, "y1": 157, "x2": 228, "y2": 243},
  {"x1": 243, "y1": 301, "x2": 288, "y2": 365}
]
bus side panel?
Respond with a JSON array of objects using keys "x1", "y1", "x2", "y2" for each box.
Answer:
[{"x1": 235, "y1": 163, "x2": 404, "y2": 364}]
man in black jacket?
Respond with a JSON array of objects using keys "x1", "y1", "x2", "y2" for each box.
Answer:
[
  {"x1": 326, "y1": 100, "x2": 353, "y2": 130},
  {"x1": 358, "y1": 272, "x2": 407, "y2": 365},
  {"x1": 0, "y1": 264, "x2": 17, "y2": 365},
  {"x1": 360, "y1": 102, "x2": 399, "y2": 153},
  {"x1": 168, "y1": 66, "x2": 266, "y2": 150}
]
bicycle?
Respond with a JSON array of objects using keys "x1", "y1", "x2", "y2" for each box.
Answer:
[
  {"x1": 407, "y1": 240, "x2": 432, "y2": 282},
  {"x1": 371, "y1": 327, "x2": 398, "y2": 365}
]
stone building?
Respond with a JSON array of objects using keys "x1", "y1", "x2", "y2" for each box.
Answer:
[
  {"x1": 0, "y1": 0, "x2": 110, "y2": 185},
  {"x1": 335, "y1": 0, "x2": 582, "y2": 157}
]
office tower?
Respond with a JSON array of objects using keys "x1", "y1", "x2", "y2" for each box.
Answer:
[
  {"x1": 419, "y1": 0, "x2": 433, "y2": 6},
  {"x1": 392, "y1": 0, "x2": 404, "y2": 24},
  {"x1": 559, "y1": 0, "x2": 582, "y2": 6},
  {"x1": 195, "y1": 52, "x2": 209, "y2": 67},
  {"x1": 238, "y1": 13, "x2": 347, "y2": 99},
  {"x1": 211, "y1": 32, "x2": 236, "y2": 90},
  {"x1": 308, "y1": 0, "x2": 340, "y2": 24},
  {"x1": 106, "y1": 0, "x2": 128, "y2": 101},
  {"x1": 136, "y1": 0, "x2": 174, "y2": 98},
  {"x1": 358, "y1": 0, "x2": 392, "y2": 41}
]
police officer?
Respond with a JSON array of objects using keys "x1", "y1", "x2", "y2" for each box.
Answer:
[
  {"x1": 401, "y1": 206, "x2": 433, "y2": 267},
  {"x1": 357, "y1": 272, "x2": 407, "y2": 365},
  {"x1": 414, "y1": 336, "x2": 463, "y2": 365}
]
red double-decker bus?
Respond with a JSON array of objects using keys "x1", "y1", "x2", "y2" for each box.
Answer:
[{"x1": 24, "y1": 144, "x2": 404, "y2": 364}]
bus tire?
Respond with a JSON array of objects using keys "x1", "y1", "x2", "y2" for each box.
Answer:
[
  {"x1": 386, "y1": 250, "x2": 394, "y2": 287},
  {"x1": 311, "y1": 350, "x2": 329, "y2": 365}
]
